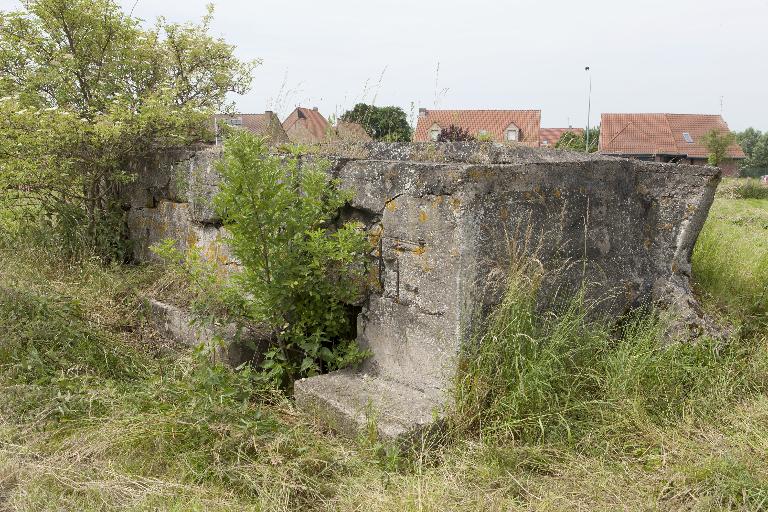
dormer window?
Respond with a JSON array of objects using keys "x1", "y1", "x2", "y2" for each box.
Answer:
[
  {"x1": 429, "y1": 123, "x2": 441, "y2": 141},
  {"x1": 226, "y1": 117, "x2": 243, "y2": 127},
  {"x1": 505, "y1": 123, "x2": 520, "y2": 142}
]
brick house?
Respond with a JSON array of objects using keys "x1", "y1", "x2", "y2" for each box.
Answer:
[
  {"x1": 413, "y1": 108, "x2": 541, "y2": 146},
  {"x1": 334, "y1": 121, "x2": 373, "y2": 142},
  {"x1": 599, "y1": 113, "x2": 745, "y2": 175},
  {"x1": 213, "y1": 112, "x2": 289, "y2": 145},
  {"x1": 282, "y1": 107, "x2": 371, "y2": 144},
  {"x1": 282, "y1": 107, "x2": 330, "y2": 144},
  {"x1": 540, "y1": 127, "x2": 584, "y2": 147}
]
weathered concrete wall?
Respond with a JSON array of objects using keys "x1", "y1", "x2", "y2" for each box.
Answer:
[{"x1": 122, "y1": 141, "x2": 720, "y2": 441}]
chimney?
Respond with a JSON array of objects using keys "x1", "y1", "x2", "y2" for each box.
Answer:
[
  {"x1": 312, "y1": 106, "x2": 318, "y2": 111},
  {"x1": 419, "y1": 108, "x2": 428, "y2": 118},
  {"x1": 265, "y1": 110, "x2": 274, "y2": 117}
]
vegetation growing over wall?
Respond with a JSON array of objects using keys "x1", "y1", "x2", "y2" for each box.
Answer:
[
  {"x1": 1, "y1": 190, "x2": 767, "y2": 509},
  {"x1": 154, "y1": 132, "x2": 371, "y2": 386},
  {"x1": 0, "y1": 0, "x2": 256, "y2": 260},
  {"x1": 436, "y1": 124, "x2": 474, "y2": 142}
]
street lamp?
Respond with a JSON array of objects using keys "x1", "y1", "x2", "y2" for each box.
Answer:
[{"x1": 585, "y1": 66, "x2": 592, "y2": 153}]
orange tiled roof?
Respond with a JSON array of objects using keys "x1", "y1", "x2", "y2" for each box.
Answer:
[
  {"x1": 282, "y1": 107, "x2": 330, "y2": 143},
  {"x1": 599, "y1": 113, "x2": 745, "y2": 159},
  {"x1": 413, "y1": 109, "x2": 541, "y2": 146},
  {"x1": 540, "y1": 127, "x2": 584, "y2": 146}
]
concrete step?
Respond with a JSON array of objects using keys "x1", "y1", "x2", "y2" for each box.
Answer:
[
  {"x1": 294, "y1": 370, "x2": 445, "y2": 445},
  {"x1": 144, "y1": 297, "x2": 269, "y2": 367}
]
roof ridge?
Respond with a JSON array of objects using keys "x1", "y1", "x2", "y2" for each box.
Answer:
[
  {"x1": 606, "y1": 121, "x2": 632, "y2": 147},
  {"x1": 424, "y1": 109, "x2": 541, "y2": 113},
  {"x1": 663, "y1": 114, "x2": 680, "y2": 154}
]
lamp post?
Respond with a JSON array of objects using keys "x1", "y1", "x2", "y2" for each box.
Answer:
[{"x1": 585, "y1": 66, "x2": 592, "y2": 153}]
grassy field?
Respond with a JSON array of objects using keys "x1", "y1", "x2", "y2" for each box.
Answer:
[{"x1": 1, "y1": 188, "x2": 767, "y2": 511}]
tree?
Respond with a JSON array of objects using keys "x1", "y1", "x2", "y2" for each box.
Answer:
[
  {"x1": 742, "y1": 135, "x2": 768, "y2": 178},
  {"x1": 0, "y1": 0, "x2": 257, "y2": 259},
  {"x1": 437, "y1": 124, "x2": 474, "y2": 142},
  {"x1": 701, "y1": 129, "x2": 737, "y2": 167},
  {"x1": 735, "y1": 127, "x2": 762, "y2": 158},
  {"x1": 214, "y1": 131, "x2": 369, "y2": 385},
  {"x1": 340, "y1": 103, "x2": 412, "y2": 141},
  {"x1": 555, "y1": 127, "x2": 600, "y2": 153},
  {"x1": 735, "y1": 128, "x2": 768, "y2": 177}
]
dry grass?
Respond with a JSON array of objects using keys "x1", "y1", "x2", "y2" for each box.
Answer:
[{"x1": 1, "y1": 193, "x2": 768, "y2": 511}]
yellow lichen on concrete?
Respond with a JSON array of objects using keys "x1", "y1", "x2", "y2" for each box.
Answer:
[{"x1": 418, "y1": 210, "x2": 429, "y2": 223}]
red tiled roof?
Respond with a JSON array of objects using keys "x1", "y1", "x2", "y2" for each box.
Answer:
[
  {"x1": 599, "y1": 113, "x2": 745, "y2": 159},
  {"x1": 413, "y1": 109, "x2": 541, "y2": 146},
  {"x1": 282, "y1": 107, "x2": 330, "y2": 143},
  {"x1": 213, "y1": 112, "x2": 288, "y2": 143},
  {"x1": 540, "y1": 127, "x2": 584, "y2": 146}
]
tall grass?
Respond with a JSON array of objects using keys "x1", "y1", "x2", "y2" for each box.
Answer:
[
  {"x1": 0, "y1": 240, "x2": 359, "y2": 510},
  {"x1": 453, "y1": 246, "x2": 768, "y2": 450},
  {"x1": 3, "y1": 196, "x2": 768, "y2": 510},
  {"x1": 693, "y1": 196, "x2": 768, "y2": 330},
  {"x1": 734, "y1": 179, "x2": 768, "y2": 200}
]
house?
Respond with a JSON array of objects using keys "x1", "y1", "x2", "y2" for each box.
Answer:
[
  {"x1": 413, "y1": 108, "x2": 541, "y2": 146},
  {"x1": 540, "y1": 127, "x2": 584, "y2": 147},
  {"x1": 599, "y1": 113, "x2": 745, "y2": 175},
  {"x1": 213, "y1": 112, "x2": 289, "y2": 144},
  {"x1": 334, "y1": 121, "x2": 372, "y2": 142},
  {"x1": 282, "y1": 107, "x2": 372, "y2": 144},
  {"x1": 282, "y1": 107, "x2": 332, "y2": 144}
]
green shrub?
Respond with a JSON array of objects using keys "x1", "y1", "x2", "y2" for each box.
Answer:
[
  {"x1": 214, "y1": 132, "x2": 370, "y2": 386},
  {"x1": 734, "y1": 179, "x2": 768, "y2": 200}
]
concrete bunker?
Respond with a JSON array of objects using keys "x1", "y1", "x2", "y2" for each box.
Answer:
[{"x1": 122, "y1": 142, "x2": 721, "y2": 442}]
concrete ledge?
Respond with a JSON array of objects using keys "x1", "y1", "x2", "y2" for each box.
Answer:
[
  {"x1": 145, "y1": 297, "x2": 269, "y2": 367},
  {"x1": 294, "y1": 370, "x2": 445, "y2": 445}
]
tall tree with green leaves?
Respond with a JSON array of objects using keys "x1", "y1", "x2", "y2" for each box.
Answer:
[
  {"x1": 734, "y1": 128, "x2": 768, "y2": 177},
  {"x1": 701, "y1": 129, "x2": 737, "y2": 167},
  {"x1": 340, "y1": 103, "x2": 412, "y2": 142},
  {"x1": 742, "y1": 135, "x2": 768, "y2": 178},
  {"x1": 0, "y1": 0, "x2": 257, "y2": 259},
  {"x1": 735, "y1": 127, "x2": 762, "y2": 158}
]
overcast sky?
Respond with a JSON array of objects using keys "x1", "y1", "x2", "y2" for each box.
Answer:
[{"x1": 2, "y1": 0, "x2": 767, "y2": 131}]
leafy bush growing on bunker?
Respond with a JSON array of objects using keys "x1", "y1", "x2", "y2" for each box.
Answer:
[{"x1": 214, "y1": 131, "x2": 370, "y2": 386}]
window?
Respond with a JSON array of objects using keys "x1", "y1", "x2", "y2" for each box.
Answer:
[
  {"x1": 542, "y1": 140, "x2": 549, "y2": 146},
  {"x1": 682, "y1": 132, "x2": 693, "y2": 143},
  {"x1": 478, "y1": 129, "x2": 487, "y2": 135},
  {"x1": 429, "y1": 123, "x2": 441, "y2": 141},
  {"x1": 226, "y1": 118, "x2": 243, "y2": 127},
  {"x1": 504, "y1": 123, "x2": 520, "y2": 142}
]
